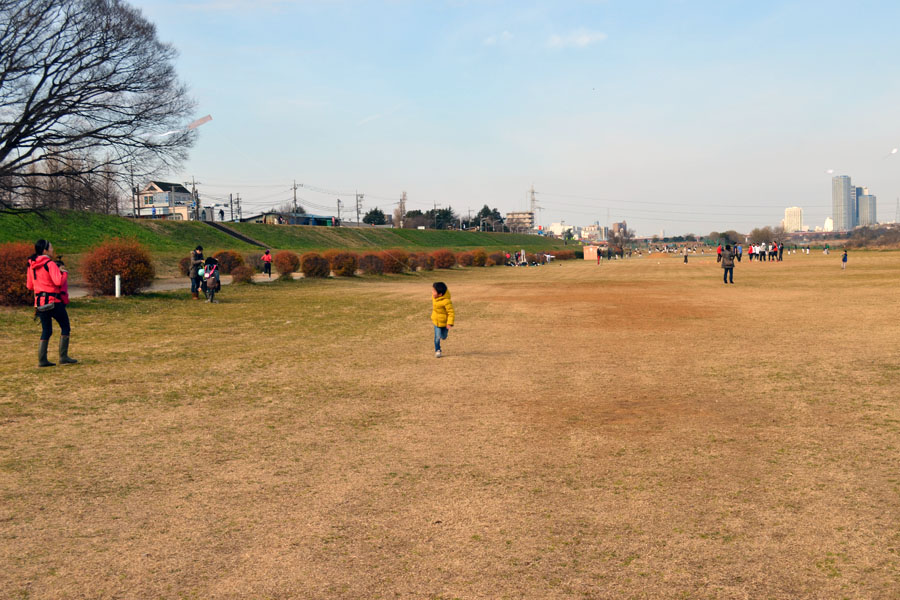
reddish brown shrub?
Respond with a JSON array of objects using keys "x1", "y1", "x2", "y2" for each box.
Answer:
[
  {"x1": 178, "y1": 255, "x2": 192, "y2": 276},
  {"x1": 81, "y1": 239, "x2": 155, "y2": 295},
  {"x1": 212, "y1": 250, "x2": 245, "y2": 274},
  {"x1": 471, "y1": 249, "x2": 487, "y2": 267},
  {"x1": 247, "y1": 253, "x2": 265, "y2": 272},
  {"x1": 486, "y1": 252, "x2": 505, "y2": 266},
  {"x1": 555, "y1": 250, "x2": 576, "y2": 260},
  {"x1": 381, "y1": 249, "x2": 409, "y2": 274},
  {"x1": 432, "y1": 249, "x2": 456, "y2": 269},
  {"x1": 325, "y1": 251, "x2": 358, "y2": 277},
  {"x1": 409, "y1": 252, "x2": 434, "y2": 271},
  {"x1": 230, "y1": 264, "x2": 254, "y2": 284},
  {"x1": 300, "y1": 252, "x2": 330, "y2": 278},
  {"x1": 273, "y1": 250, "x2": 300, "y2": 278},
  {"x1": 0, "y1": 242, "x2": 34, "y2": 306},
  {"x1": 358, "y1": 252, "x2": 385, "y2": 275},
  {"x1": 525, "y1": 252, "x2": 546, "y2": 265},
  {"x1": 456, "y1": 251, "x2": 474, "y2": 266}
]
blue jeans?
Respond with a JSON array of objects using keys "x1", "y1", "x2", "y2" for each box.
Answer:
[{"x1": 434, "y1": 326, "x2": 448, "y2": 351}]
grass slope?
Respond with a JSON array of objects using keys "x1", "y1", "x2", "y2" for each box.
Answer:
[
  {"x1": 0, "y1": 210, "x2": 257, "y2": 253},
  {"x1": 227, "y1": 222, "x2": 568, "y2": 252},
  {"x1": 1, "y1": 210, "x2": 569, "y2": 256}
]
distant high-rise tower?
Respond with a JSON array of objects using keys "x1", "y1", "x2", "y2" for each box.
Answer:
[
  {"x1": 858, "y1": 193, "x2": 877, "y2": 226},
  {"x1": 832, "y1": 176, "x2": 856, "y2": 231},
  {"x1": 784, "y1": 207, "x2": 803, "y2": 232}
]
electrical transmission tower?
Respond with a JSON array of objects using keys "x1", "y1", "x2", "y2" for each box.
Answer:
[
  {"x1": 399, "y1": 191, "x2": 407, "y2": 228},
  {"x1": 529, "y1": 184, "x2": 542, "y2": 231}
]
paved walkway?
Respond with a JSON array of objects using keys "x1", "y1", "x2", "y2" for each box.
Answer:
[{"x1": 67, "y1": 273, "x2": 298, "y2": 298}]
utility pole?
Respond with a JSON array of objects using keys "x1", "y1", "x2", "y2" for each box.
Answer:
[
  {"x1": 337, "y1": 199, "x2": 342, "y2": 223},
  {"x1": 433, "y1": 201, "x2": 440, "y2": 229},
  {"x1": 236, "y1": 194, "x2": 242, "y2": 221},
  {"x1": 529, "y1": 184, "x2": 541, "y2": 232},
  {"x1": 184, "y1": 177, "x2": 200, "y2": 220},
  {"x1": 355, "y1": 191, "x2": 363, "y2": 226},
  {"x1": 292, "y1": 180, "x2": 298, "y2": 213},
  {"x1": 229, "y1": 193, "x2": 234, "y2": 222},
  {"x1": 399, "y1": 191, "x2": 407, "y2": 229}
]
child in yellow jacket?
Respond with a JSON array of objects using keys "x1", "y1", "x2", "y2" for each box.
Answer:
[{"x1": 431, "y1": 282, "x2": 454, "y2": 358}]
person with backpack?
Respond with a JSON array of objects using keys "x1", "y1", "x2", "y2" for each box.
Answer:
[
  {"x1": 26, "y1": 239, "x2": 77, "y2": 367},
  {"x1": 189, "y1": 245, "x2": 204, "y2": 300},
  {"x1": 721, "y1": 244, "x2": 735, "y2": 284},
  {"x1": 201, "y1": 256, "x2": 221, "y2": 303},
  {"x1": 261, "y1": 249, "x2": 273, "y2": 278}
]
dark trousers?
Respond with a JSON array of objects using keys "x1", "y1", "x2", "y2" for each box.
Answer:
[
  {"x1": 191, "y1": 276, "x2": 202, "y2": 293},
  {"x1": 263, "y1": 262, "x2": 271, "y2": 276},
  {"x1": 723, "y1": 267, "x2": 733, "y2": 283},
  {"x1": 38, "y1": 302, "x2": 70, "y2": 339}
]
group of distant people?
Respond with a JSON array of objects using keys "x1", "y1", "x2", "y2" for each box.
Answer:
[{"x1": 747, "y1": 241, "x2": 785, "y2": 262}]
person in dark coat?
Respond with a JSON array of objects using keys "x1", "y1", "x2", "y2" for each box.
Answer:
[
  {"x1": 721, "y1": 244, "x2": 735, "y2": 284},
  {"x1": 189, "y1": 245, "x2": 204, "y2": 300}
]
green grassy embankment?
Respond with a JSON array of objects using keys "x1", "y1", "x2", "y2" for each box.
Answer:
[
  {"x1": 228, "y1": 222, "x2": 567, "y2": 253},
  {"x1": 1, "y1": 210, "x2": 571, "y2": 278}
]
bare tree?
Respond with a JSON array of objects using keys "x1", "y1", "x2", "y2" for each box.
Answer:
[{"x1": 0, "y1": 0, "x2": 197, "y2": 212}]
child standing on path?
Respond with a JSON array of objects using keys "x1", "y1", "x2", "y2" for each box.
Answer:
[
  {"x1": 842, "y1": 249, "x2": 848, "y2": 270},
  {"x1": 431, "y1": 282, "x2": 455, "y2": 358}
]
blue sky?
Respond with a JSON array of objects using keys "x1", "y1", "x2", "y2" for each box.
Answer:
[{"x1": 137, "y1": 0, "x2": 900, "y2": 235}]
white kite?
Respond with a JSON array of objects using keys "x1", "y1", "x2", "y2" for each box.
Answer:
[{"x1": 155, "y1": 114, "x2": 213, "y2": 137}]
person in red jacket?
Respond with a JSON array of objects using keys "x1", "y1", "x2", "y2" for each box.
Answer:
[
  {"x1": 26, "y1": 239, "x2": 77, "y2": 367},
  {"x1": 261, "y1": 249, "x2": 273, "y2": 278}
]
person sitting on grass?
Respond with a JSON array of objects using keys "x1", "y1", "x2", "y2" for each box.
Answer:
[{"x1": 431, "y1": 281, "x2": 455, "y2": 358}]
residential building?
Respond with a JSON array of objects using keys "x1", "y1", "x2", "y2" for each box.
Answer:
[
  {"x1": 858, "y1": 193, "x2": 877, "y2": 226},
  {"x1": 832, "y1": 176, "x2": 856, "y2": 231},
  {"x1": 137, "y1": 181, "x2": 193, "y2": 220},
  {"x1": 505, "y1": 211, "x2": 535, "y2": 232},
  {"x1": 824, "y1": 217, "x2": 834, "y2": 232},
  {"x1": 784, "y1": 207, "x2": 803, "y2": 233}
]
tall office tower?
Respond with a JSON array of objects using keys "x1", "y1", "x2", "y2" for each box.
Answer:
[
  {"x1": 858, "y1": 193, "x2": 877, "y2": 226},
  {"x1": 832, "y1": 176, "x2": 856, "y2": 231},
  {"x1": 784, "y1": 207, "x2": 803, "y2": 232}
]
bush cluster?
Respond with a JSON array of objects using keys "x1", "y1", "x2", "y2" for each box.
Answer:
[
  {"x1": 178, "y1": 255, "x2": 192, "y2": 276},
  {"x1": 212, "y1": 250, "x2": 245, "y2": 274},
  {"x1": 230, "y1": 264, "x2": 254, "y2": 284},
  {"x1": 273, "y1": 250, "x2": 300, "y2": 278},
  {"x1": 409, "y1": 252, "x2": 434, "y2": 271},
  {"x1": 382, "y1": 249, "x2": 409, "y2": 274},
  {"x1": 81, "y1": 239, "x2": 155, "y2": 295},
  {"x1": 300, "y1": 252, "x2": 330, "y2": 278},
  {"x1": 325, "y1": 250, "x2": 358, "y2": 277},
  {"x1": 486, "y1": 252, "x2": 505, "y2": 266},
  {"x1": 456, "y1": 251, "x2": 474, "y2": 267},
  {"x1": 555, "y1": 250, "x2": 576, "y2": 260},
  {"x1": 0, "y1": 242, "x2": 34, "y2": 306},
  {"x1": 358, "y1": 252, "x2": 385, "y2": 275},
  {"x1": 247, "y1": 253, "x2": 266, "y2": 272},
  {"x1": 471, "y1": 249, "x2": 487, "y2": 267},
  {"x1": 432, "y1": 249, "x2": 456, "y2": 269}
]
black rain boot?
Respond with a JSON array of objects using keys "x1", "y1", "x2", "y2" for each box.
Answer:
[
  {"x1": 38, "y1": 339, "x2": 55, "y2": 367},
  {"x1": 59, "y1": 335, "x2": 78, "y2": 365}
]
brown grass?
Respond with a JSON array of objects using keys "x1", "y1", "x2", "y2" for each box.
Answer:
[{"x1": 1, "y1": 252, "x2": 899, "y2": 598}]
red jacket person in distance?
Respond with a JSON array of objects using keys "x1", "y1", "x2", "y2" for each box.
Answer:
[{"x1": 26, "y1": 239, "x2": 77, "y2": 367}]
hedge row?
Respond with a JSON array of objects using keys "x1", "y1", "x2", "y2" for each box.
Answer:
[{"x1": 0, "y1": 241, "x2": 578, "y2": 305}]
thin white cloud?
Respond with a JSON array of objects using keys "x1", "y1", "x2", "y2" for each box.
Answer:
[
  {"x1": 357, "y1": 102, "x2": 406, "y2": 126},
  {"x1": 483, "y1": 30, "x2": 514, "y2": 46},
  {"x1": 546, "y1": 29, "x2": 607, "y2": 49}
]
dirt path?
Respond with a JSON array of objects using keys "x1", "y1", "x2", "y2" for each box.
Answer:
[{"x1": 66, "y1": 272, "x2": 297, "y2": 297}]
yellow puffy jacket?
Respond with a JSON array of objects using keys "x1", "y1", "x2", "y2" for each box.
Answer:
[{"x1": 431, "y1": 291, "x2": 455, "y2": 327}]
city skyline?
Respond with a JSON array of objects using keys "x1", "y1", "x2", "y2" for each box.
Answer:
[{"x1": 135, "y1": 0, "x2": 900, "y2": 236}]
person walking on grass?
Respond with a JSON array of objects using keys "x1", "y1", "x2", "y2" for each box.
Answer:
[
  {"x1": 189, "y1": 245, "x2": 204, "y2": 300},
  {"x1": 26, "y1": 239, "x2": 77, "y2": 367},
  {"x1": 721, "y1": 244, "x2": 735, "y2": 284},
  {"x1": 431, "y1": 281, "x2": 455, "y2": 358},
  {"x1": 262, "y1": 249, "x2": 273, "y2": 278},
  {"x1": 842, "y1": 249, "x2": 848, "y2": 270}
]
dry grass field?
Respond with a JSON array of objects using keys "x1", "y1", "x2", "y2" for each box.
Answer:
[{"x1": 2, "y1": 250, "x2": 899, "y2": 599}]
